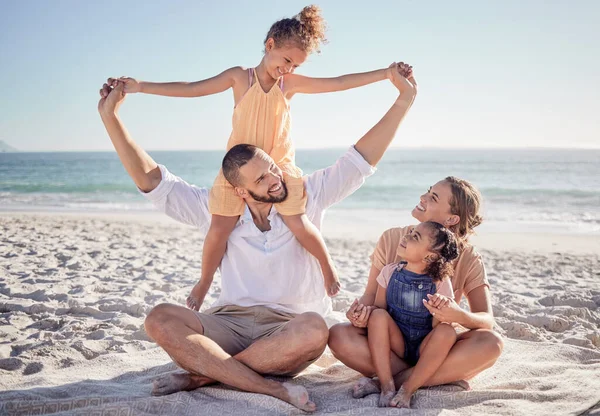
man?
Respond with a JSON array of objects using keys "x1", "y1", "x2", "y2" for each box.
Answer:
[{"x1": 98, "y1": 63, "x2": 417, "y2": 412}]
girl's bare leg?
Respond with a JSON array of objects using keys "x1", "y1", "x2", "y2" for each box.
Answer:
[
  {"x1": 188, "y1": 215, "x2": 238, "y2": 310},
  {"x1": 367, "y1": 309, "x2": 407, "y2": 407},
  {"x1": 390, "y1": 323, "x2": 457, "y2": 408},
  {"x1": 282, "y1": 214, "x2": 340, "y2": 296},
  {"x1": 392, "y1": 329, "x2": 503, "y2": 389}
]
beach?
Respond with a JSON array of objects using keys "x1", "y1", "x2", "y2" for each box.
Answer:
[{"x1": 1, "y1": 211, "x2": 599, "y2": 415}]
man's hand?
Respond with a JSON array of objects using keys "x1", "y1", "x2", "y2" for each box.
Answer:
[
  {"x1": 186, "y1": 282, "x2": 207, "y2": 312},
  {"x1": 389, "y1": 61, "x2": 417, "y2": 99},
  {"x1": 98, "y1": 80, "x2": 126, "y2": 116}
]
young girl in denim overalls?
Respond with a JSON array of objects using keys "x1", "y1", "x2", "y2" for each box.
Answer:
[{"x1": 366, "y1": 221, "x2": 460, "y2": 408}]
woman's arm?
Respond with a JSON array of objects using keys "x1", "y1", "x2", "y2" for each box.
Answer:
[
  {"x1": 284, "y1": 66, "x2": 393, "y2": 97},
  {"x1": 423, "y1": 285, "x2": 494, "y2": 330},
  {"x1": 457, "y1": 286, "x2": 495, "y2": 330},
  {"x1": 358, "y1": 264, "x2": 382, "y2": 306},
  {"x1": 118, "y1": 67, "x2": 243, "y2": 98}
]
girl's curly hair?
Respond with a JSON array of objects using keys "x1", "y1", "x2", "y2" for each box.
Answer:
[
  {"x1": 423, "y1": 221, "x2": 460, "y2": 282},
  {"x1": 264, "y1": 5, "x2": 327, "y2": 54}
]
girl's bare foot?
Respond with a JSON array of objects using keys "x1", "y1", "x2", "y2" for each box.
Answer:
[
  {"x1": 377, "y1": 380, "x2": 396, "y2": 407},
  {"x1": 152, "y1": 372, "x2": 215, "y2": 396},
  {"x1": 389, "y1": 385, "x2": 412, "y2": 408},
  {"x1": 352, "y1": 377, "x2": 381, "y2": 398},
  {"x1": 378, "y1": 390, "x2": 396, "y2": 407},
  {"x1": 281, "y1": 382, "x2": 317, "y2": 412}
]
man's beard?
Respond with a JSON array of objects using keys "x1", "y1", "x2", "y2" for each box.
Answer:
[{"x1": 248, "y1": 181, "x2": 288, "y2": 204}]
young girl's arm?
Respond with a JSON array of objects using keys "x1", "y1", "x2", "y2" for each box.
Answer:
[
  {"x1": 284, "y1": 65, "x2": 394, "y2": 97},
  {"x1": 120, "y1": 67, "x2": 244, "y2": 98},
  {"x1": 373, "y1": 284, "x2": 388, "y2": 310}
]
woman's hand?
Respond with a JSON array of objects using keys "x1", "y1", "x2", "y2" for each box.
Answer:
[
  {"x1": 427, "y1": 293, "x2": 451, "y2": 309},
  {"x1": 423, "y1": 294, "x2": 465, "y2": 324},
  {"x1": 346, "y1": 299, "x2": 375, "y2": 328}
]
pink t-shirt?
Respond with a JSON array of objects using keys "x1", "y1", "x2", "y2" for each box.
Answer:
[{"x1": 376, "y1": 262, "x2": 454, "y2": 298}]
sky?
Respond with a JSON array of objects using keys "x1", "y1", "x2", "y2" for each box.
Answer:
[{"x1": 0, "y1": 0, "x2": 598, "y2": 151}]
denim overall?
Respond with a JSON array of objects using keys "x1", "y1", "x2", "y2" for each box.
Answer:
[{"x1": 386, "y1": 262, "x2": 436, "y2": 365}]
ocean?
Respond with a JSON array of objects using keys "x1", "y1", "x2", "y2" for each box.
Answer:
[{"x1": 1, "y1": 148, "x2": 599, "y2": 235}]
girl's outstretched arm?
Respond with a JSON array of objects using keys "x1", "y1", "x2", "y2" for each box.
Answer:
[
  {"x1": 284, "y1": 64, "x2": 399, "y2": 97},
  {"x1": 118, "y1": 67, "x2": 244, "y2": 98}
]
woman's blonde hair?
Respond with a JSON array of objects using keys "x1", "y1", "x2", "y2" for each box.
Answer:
[{"x1": 444, "y1": 176, "x2": 483, "y2": 244}]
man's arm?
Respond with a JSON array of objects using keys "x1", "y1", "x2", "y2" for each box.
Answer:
[
  {"x1": 305, "y1": 64, "x2": 417, "y2": 211},
  {"x1": 354, "y1": 63, "x2": 417, "y2": 166},
  {"x1": 98, "y1": 82, "x2": 161, "y2": 192}
]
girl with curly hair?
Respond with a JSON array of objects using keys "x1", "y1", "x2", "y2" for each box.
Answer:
[{"x1": 112, "y1": 5, "x2": 412, "y2": 307}]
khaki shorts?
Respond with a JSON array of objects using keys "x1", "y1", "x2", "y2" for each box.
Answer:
[{"x1": 195, "y1": 305, "x2": 297, "y2": 356}]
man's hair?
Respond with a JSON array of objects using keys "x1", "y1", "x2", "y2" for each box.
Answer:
[{"x1": 222, "y1": 144, "x2": 260, "y2": 187}]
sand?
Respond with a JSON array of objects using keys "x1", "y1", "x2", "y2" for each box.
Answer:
[{"x1": 0, "y1": 212, "x2": 599, "y2": 415}]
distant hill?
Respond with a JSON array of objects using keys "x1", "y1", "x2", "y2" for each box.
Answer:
[{"x1": 0, "y1": 140, "x2": 18, "y2": 152}]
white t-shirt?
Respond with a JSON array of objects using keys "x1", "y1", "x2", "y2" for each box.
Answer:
[{"x1": 141, "y1": 146, "x2": 376, "y2": 316}]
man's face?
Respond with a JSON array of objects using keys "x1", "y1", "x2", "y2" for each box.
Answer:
[{"x1": 236, "y1": 152, "x2": 288, "y2": 204}]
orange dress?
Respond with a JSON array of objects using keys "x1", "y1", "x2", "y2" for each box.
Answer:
[{"x1": 208, "y1": 68, "x2": 306, "y2": 216}]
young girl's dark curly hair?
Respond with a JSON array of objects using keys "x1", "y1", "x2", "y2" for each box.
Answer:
[
  {"x1": 264, "y1": 5, "x2": 327, "y2": 54},
  {"x1": 423, "y1": 221, "x2": 460, "y2": 282}
]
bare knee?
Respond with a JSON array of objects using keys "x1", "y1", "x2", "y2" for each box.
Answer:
[
  {"x1": 328, "y1": 323, "x2": 359, "y2": 359},
  {"x1": 367, "y1": 308, "x2": 389, "y2": 327},
  {"x1": 432, "y1": 323, "x2": 458, "y2": 343},
  {"x1": 477, "y1": 329, "x2": 504, "y2": 360},
  {"x1": 328, "y1": 323, "x2": 346, "y2": 354},
  {"x1": 294, "y1": 312, "x2": 329, "y2": 353},
  {"x1": 144, "y1": 303, "x2": 184, "y2": 343}
]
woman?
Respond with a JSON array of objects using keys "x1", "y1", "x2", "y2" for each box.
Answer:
[{"x1": 328, "y1": 176, "x2": 503, "y2": 394}]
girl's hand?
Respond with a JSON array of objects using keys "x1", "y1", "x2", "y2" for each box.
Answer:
[
  {"x1": 346, "y1": 299, "x2": 375, "y2": 328},
  {"x1": 116, "y1": 76, "x2": 142, "y2": 93},
  {"x1": 389, "y1": 62, "x2": 417, "y2": 97},
  {"x1": 423, "y1": 295, "x2": 464, "y2": 324},
  {"x1": 427, "y1": 293, "x2": 451, "y2": 309}
]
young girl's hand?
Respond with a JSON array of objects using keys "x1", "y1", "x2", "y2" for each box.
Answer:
[
  {"x1": 346, "y1": 299, "x2": 375, "y2": 328},
  {"x1": 386, "y1": 62, "x2": 413, "y2": 80},
  {"x1": 389, "y1": 62, "x2": 417, "y2": 97},
  {"x1": 117, "y1": 77, "x2": 142, "y2": 93}
]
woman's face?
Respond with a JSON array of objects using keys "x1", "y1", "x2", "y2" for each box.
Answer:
[{"x1": 411, "y1": 180, "x2": 456, "y2": 226}]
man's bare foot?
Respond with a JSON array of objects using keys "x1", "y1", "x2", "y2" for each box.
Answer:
[
  {"x1": 281, "y1": 382, "x2": 317, "y2": 412},
  {"x1": 389, "y1": 385, "x2": 412, "y2": 408},
  {"x1": 352, "y1": 377, "x2": 381, "y2": 398},
  {"x1": 152, "y1": 372, "x2": 216, "y2": 396}
]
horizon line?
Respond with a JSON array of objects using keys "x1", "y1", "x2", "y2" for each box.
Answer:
[{"x1": 3, "y1": 145, "x2": 600, "y2": 153}]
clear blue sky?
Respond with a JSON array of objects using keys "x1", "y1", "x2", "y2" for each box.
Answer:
[{"x1": 1, "y1": 0, "x2": 598, "y2": 151}]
